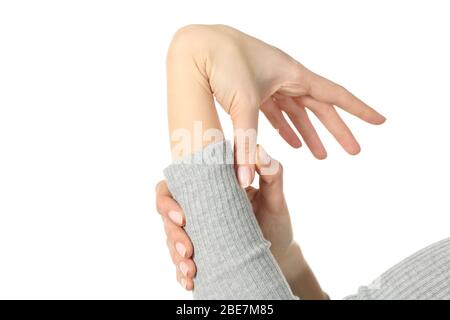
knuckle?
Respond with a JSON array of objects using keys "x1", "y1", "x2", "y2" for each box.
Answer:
[
  {"x1": 268, "y1": 160, "x2": 283, "y2": 180},
  {"x1": 314, "y1": 104, "x2": 334, "y2": 117},
  {"x1": 336, "y1": 85, "x2": 349, "y2": 103},
  {"x1": 187, "y1": 260, "x2": 197, "y2": 277},
  {"x1": 170, "y1": 24, "x2": 205, "y2": 46},
  {"x1": 167, "y1": 25, "x2": 213, "y2": 61},
  {"x1": 277, "y1": 162, "x2": 284, "y2": 176},
  {"x1": 155, "y1": 180, "x2": 165, "y2": 194},
  {"x1": 292, "y1": 62, "x2": 306, "y2": 81},
  {"x1": 155, "y1": 198, "x2": 164, "y2": 215},
  {"x1": 184, "y1": 242, "x2": 193, "y2": 256},
  {"x1": 156, "y1": 197, "x2": 170, "y2": 216},
  {"x1": 166, "y1": 227, "x2": 178, "y2": 242}
]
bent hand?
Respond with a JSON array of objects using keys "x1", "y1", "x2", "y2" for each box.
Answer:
[
  {"x1": 155, "y1": 146, "x2": 326, "y2": 299},
  {"x1": 168, "y1": 24, "x2": 386, "y2": 187}
]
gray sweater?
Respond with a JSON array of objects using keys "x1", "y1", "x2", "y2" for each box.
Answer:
[{"x1": 164, "y1": 140, "x2": 450, "y2": 300}]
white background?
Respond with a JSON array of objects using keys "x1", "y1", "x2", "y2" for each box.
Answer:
[{"x1": 0, "y1": 0, "x2": 449, "y2": 299}]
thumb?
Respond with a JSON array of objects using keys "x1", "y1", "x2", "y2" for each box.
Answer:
[
  {"x1": 232, "y1": 106, "x2": 259, "y2": 188},
  {"x1": 255, "y1": 145, "x2": 283, "y2": 190}
]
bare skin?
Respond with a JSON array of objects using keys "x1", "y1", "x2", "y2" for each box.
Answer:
[
  {"x1": 167, "y1": 24, "x2": 385, "y2": 186},
  {"x1": 162, "y1": 24, "x2": 385, "y2": 298}
]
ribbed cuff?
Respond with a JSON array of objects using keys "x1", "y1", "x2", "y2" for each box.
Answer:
[{"x1": 164, "y1": 140, "x2": 297, "y2": 300}]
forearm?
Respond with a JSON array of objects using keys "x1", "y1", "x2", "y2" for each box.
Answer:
[
  {"x1": 165, "y1": 26, "x2": 296, "y2": 299},
  {"x1": 278, "y1": 242, "x2": 328, "y2": 300},
  {"x1": 166, "y1": 25, "x2": 224, "y2": 159}
]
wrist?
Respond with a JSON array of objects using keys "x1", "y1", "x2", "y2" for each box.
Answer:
[
  {"x1": 275, "y1": 241, "x2": 308, "y2": 283},
  {"x1": 276, "y1": 241, "x2": 328, "y2": 300},
  {"x1": 168, "y1": 24, "x2": 229, "y2": 63}
]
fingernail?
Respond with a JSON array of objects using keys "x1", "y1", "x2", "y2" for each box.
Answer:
[
  {"x1": 237, "y1": 166, "x2": 251, "y2": 188},
  {"x1": 180, "y1": 278, "x2": 187, "y2": 290},
  {"x1": 258, "y1": 146, "x2": 271, "y2": 165},
  {"x1": 168, "y1": 210, "x2": 183, "y2": 225},
  {"x1": 175, "y1": 242, "x2": 186, "y2": 257},
  {"x1": 179, "y1": 261, "x2": 189, "y2": 276}
]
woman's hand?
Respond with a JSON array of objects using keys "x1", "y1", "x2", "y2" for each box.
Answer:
[
  {"x1": 155, "y1": 146, "x2": 327, "y2": 299},
  {"x1": 168, "y1": 25, "x2": 385, "y2": 187}
]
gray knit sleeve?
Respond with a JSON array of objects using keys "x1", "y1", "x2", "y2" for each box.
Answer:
[
  {"x1": 164, "y1": 140, "x2": 297, "y2": 300},
  {"x1": 344, "y1": 237, "x2": 450, "y2": 300}
]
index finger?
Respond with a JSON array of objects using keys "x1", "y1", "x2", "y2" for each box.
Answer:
[
  {"x1": 155, "y1": 180, "x2": 185, "y2": 226},
  {"x1": 306, "y1": 71, "x2": 386, "y2": 125},
  {"x1": 155, "y1": 180, "x2": 171, "y2": 198}
]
